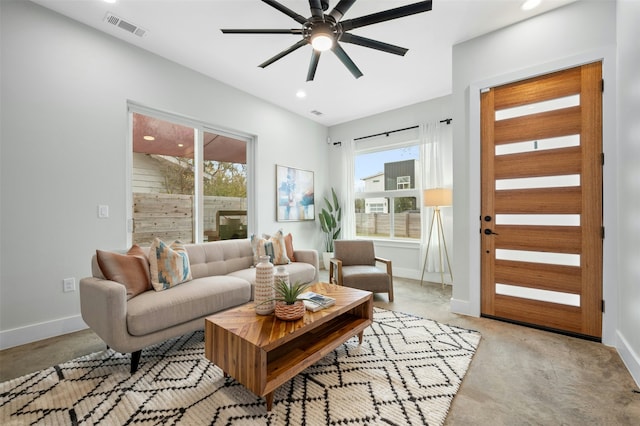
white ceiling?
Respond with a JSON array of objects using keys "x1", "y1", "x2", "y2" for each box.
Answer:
[{"x1": 32, "y1": 0, "x2": 577, "y2": 126}]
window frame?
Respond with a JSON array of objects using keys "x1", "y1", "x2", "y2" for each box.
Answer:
[
  {"x1": 126, "y1": 102, "x2": 255, "y2": 246},
  {"x1": 353, "y1": 139, "x2": 423, "y2": 242}
]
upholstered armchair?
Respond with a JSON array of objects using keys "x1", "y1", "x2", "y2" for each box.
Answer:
[{"x1": 329, "y1": 240, "x2": 394, "y2": 302}]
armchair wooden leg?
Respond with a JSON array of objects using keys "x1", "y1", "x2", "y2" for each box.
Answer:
[
  {"x1": 388, "y1": 280, "x2": 394, "y2": 302},
  {"x1": 130, "y1": 350, "x2": 142, "y2": 374}
]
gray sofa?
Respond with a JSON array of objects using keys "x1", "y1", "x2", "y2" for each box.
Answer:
[{"x1": 80, "y1": 239, "x2": 318, "y2": 373}]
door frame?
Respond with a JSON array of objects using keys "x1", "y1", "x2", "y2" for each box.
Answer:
[{"x1": 459, "y1": 49, "x2": 618, "y2": 345}]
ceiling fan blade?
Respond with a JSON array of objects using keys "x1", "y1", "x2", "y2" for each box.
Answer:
[
  {"x1": 331, "y1": 43, "x2": 363, "y2": 79},
  {"x1": 221, "y1": 29, "x2": 302, "y2": 34},
  {"x1": 340, "y1": 0, "x2": 432, "y2": 32},
  {"x1": 340, "y1": 33, "x2": 408, "y2": 56},
  {"x1": 258, "y1": 39, "x2": 309, "y2": 68},
  {"x1": 307, "y1": 50, "x2": 321, "y2": 81},
  {"x1": 329, "y1": 0, "x2": 357, "y2": 21},
  {"x1": 309, "y1": 0, "x2": 324, "y2": 19},
  {"x1": 262, "y1": 0, "x2": 308, "y2": 25}
]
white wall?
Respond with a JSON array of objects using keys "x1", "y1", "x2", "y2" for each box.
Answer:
[
  {"x1": 451, "y1": 0, "x2": 639, "y2": 381},
  {"x1": 328, "y1": 96, "x2": 453, "y2": 280},
  {"x1": 0, "y1": 0, "x2": 329, "y2": 349},
  {"x1": 615, "y1": 0, "x2": 640, "y2": 386}
]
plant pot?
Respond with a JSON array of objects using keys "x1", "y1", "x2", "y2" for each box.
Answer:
[
  {"x1": 274, "y1": 300, "x2": 305, "y2": 321},
  {"x1": 322, "y1": 252, "x2": 333, "y2": 270}
]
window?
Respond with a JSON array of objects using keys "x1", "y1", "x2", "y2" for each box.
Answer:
[
  {"x1": 355, "y1": 144, "x2": 421, "y2": 240},
  {"x1": 130, "y1": 108, "x2": 250, "y2": 245},
  {"x1": 397, "y1": 176, "x2": 410, "y2": 189}
]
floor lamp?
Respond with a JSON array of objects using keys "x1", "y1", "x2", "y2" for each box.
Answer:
[{"x1": 420, "y1": 188, "x2": 453, "y2": 288}]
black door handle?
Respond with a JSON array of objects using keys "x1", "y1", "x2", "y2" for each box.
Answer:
[
  {"x1": 484, "y1": 229, "x2": 499, "y2": 235},
  {"x1": 484, "y1": 216, "x2": 492, "y2": 222}
]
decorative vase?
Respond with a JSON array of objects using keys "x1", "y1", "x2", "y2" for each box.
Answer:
[
  {"x1": 274, "y1": 300, "x2": 306, "y2": 321},
  {"x1": 255, "y1": 255, "x2": 275, "y2": 315},
  {"x1": 274, "y1": 265, "x2": 290, "y2": 287}
]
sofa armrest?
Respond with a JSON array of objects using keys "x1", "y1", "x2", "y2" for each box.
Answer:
[
  {"x1": 293, "y1": 249, "x2": 319, "y2": 282},
  {"x1": 79, "y1": 276, "x2": 132, "y2": 352}
]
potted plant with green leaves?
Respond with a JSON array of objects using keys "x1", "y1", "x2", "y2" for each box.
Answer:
[
  {"x1": 262, "y1": 279, "x2": 315, "y2": 321},
  {"x1": 319, "y1": 187, "x2": 342, "y2": 270}
]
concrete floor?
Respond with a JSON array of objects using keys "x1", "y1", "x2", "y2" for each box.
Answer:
[{"x1": 1, "y1": 273, "x2": 639, "y2": 424}]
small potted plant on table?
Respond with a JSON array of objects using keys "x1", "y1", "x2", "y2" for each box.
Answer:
[
  {"x1": 269, "y1": 280, "x2": 312, "y2": 321},
  {"x1": 262, "y1": 280, "x2": 311, "y2": 321}
]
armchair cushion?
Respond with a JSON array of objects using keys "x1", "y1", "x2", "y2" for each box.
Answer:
[
  {"x1": 334, "y1": 240, "x2": 376, "y2": 266},
  {"x1": 331, "y1": 240, "x2": 394, "y2": 302},
  {"x1": 340, "y1": 266, "x2": 391, "y2": 293}
]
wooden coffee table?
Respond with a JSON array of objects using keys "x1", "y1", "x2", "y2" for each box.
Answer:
[{"x1": 204, "y1": 282, "x2": 373, "y2": 411}]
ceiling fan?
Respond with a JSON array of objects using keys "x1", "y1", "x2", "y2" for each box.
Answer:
[{"x1": 221, "y1": 0, "x2": 433, "y2": 81}]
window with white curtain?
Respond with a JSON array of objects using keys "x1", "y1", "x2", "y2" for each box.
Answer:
[{"x1": 354, "y1": 140, "x2": 421, "y2": 240}]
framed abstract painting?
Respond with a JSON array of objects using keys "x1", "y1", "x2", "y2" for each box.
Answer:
[{"x1": 276, "y1": 165, "x2": 315, "y2": 221}]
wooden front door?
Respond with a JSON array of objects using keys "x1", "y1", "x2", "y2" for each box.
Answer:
[{"x1": 480, "y1": 62, "x2": 603, "y2": 340}]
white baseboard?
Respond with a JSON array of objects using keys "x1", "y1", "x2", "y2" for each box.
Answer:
[
  {"x1": 0, "y1": 315, "x2": 88, "y2": 350},
  {"x1": 450, "y1": 298, "x2": 478, "y2": 317},
  {"x1": 616, "y1": 330, "x2": 640, "y2": 388},
  {"x1": 393, "y1": 267, "x2": 453, "y2": 285}
]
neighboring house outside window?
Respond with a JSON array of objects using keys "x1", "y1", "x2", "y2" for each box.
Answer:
[{"x1": 355, "y1": 146, "x2": 421, "y2": 240}]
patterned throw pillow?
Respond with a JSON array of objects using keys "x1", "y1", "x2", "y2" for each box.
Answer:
[
  {"x1": 267, "y1": 229, "x2": 290, "y2": 265},
  {"x1": 96, "y1": 244, "x2": 151, "y2": 300},
  {"x1": 149, "y1": 238, "x2": 192, "y2": 291},
  {"x1": 250, "y1": 233, "x2": 269, "y2": 265},
  {"x1": 251, "y1": 230, "x2": 291, "y2": 265}
]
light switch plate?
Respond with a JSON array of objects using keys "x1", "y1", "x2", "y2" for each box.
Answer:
[{"x1": 98, "y1": 204, "x2": 109, "y2": 218}]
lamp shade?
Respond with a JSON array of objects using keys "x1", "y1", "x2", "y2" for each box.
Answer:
[{"x1": 423, "y1": 188, "x2": 452, "y2": 207}]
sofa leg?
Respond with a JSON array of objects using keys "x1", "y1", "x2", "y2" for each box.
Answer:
[{"x1": 130, "y1": 350, "x2": 142, "y2": 374}]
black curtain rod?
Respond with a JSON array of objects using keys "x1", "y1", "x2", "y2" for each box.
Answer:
[
  {"x1": 333, "y1": 119, "x2": 453, "y2": 146},
  {"x1": 354, "y1": 125, "x2": 419, "y2": 141}
]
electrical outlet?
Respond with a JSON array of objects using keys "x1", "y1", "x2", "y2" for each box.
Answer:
[{"x1": 63, "y1": 277, "x2": 76, "y2": 292}]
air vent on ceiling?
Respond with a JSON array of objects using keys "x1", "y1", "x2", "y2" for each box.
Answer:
[
  {"x1": 104, "y1": 12, "x2": 147, "y2": 38},
  {"x1": 310, "y1": 110, "x2": 323, "y2": 116}
]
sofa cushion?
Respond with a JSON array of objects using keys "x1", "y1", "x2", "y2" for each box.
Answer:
[
  {"x1": 149, "y1": 239, "x2": 192, "y2": 291},
  {"x1": 96, "y1": 245, "x2": 151, "y2": 300},
  {"x1": 186, "y1": 240, "x2": 254, "y2": 278},
  {"x1": 126, "y1": 276, "x2": 251, "y2": 336}
]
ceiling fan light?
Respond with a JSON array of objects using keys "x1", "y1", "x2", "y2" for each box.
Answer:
[
  {"x1": 311, "y1": 33, "x2": 333, "y2": 51},
  {"x1": 521, "y1": 0, "x2": 541, "y2": 11}
]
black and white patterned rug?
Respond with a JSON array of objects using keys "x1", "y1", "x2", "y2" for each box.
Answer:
[{"x1": 1, "y1": 308, "x2": 480, "y2": 425}]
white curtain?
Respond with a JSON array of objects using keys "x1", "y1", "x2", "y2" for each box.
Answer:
[
  {"x1": 341, "y1": 139, "x2": 356, "y2": 239},
  {"x1": 421, "y1": 122, "x2": 453, "y2": 275}
]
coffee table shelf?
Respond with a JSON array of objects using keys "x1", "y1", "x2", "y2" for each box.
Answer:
[{"x1": 205, "y1": 283, "x2": 373, "y2": 411}]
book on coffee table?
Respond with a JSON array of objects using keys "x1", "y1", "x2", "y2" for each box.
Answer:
[{"x1": 298, "y1": 291, "x2": 336, "y2": 312}]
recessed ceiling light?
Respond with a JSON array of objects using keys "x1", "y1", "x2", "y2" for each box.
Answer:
[
  {"x1": 521, "y1": 0, "x2": 541, "y2": 11},
  {"x1": 177, "y1": 143, "x2": 184, "y2": 147},
  {"x1": 296, "y1": 90, "x2": 306, "y2": 98},
  {"x1": 104, "y1": 0, "x2": 117, "y2": 4},
  {"x1": 143, "y1": 135, "x2": 155, "y2": 141}
]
